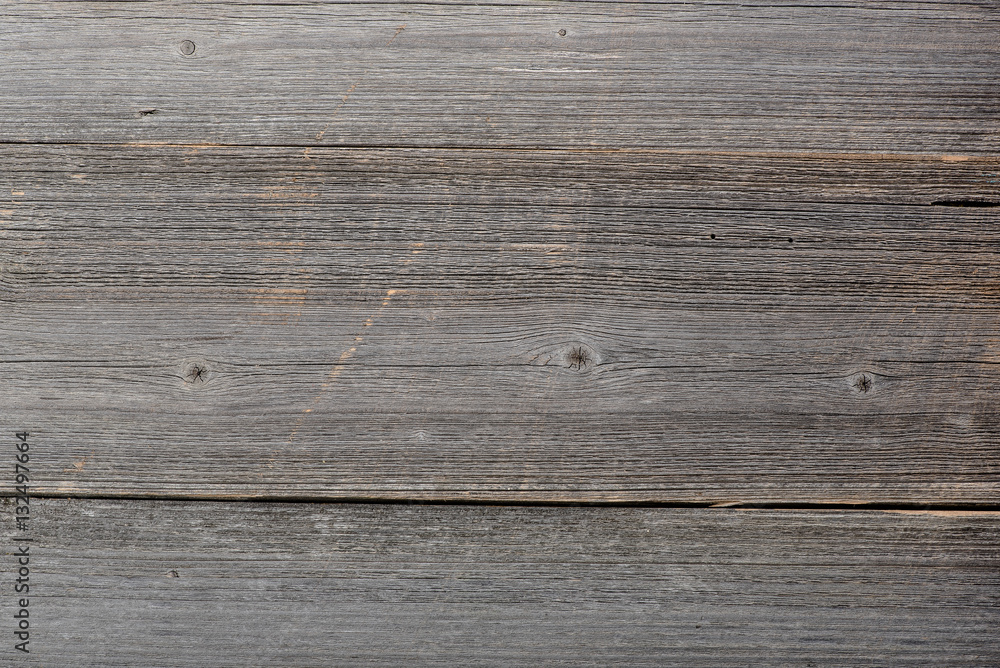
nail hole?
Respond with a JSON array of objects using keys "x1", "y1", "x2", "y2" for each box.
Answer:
[
  {"x1": 179, "y1": 40, "x2": 196, "y2": 56},
  {"x1": 710, "y1": 233, "x2": 716, "y2": 239},
  {"x1": 788, "y1": 238, "x2": 794, "y2": 243}
]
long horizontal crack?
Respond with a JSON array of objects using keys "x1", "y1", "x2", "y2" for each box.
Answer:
[{"x1": 0, "y1": 139, "x2": 998, "y2": 163}]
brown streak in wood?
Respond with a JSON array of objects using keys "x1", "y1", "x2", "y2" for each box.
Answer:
[
  {"x1": 276, "y1": 288, "x2": 402, "y2": 456},
  {"x1": 312, "y1": 22, "x2": 405, "y2": 143}
]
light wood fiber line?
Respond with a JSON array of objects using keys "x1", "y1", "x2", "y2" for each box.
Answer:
[{"x1": 2, "y1": 500, "x2": 998, "y2": 667}]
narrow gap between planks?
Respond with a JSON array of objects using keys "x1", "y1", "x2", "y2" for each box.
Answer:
[{"x1": 9, "y1": 492, "x2": 1000, "y2": 512}]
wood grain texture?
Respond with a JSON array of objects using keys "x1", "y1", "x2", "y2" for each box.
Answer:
[
  {"x1": 2, "y1": 1, "x2": 998, "y2": 153},
  {"x1": 2, "y1": 1, "x2": 998, "y2": 664},
  {"x1": 2, "y1": 146, "x2": 999, "y2": 502},
  {"x1": 3, "y1": 499, "x2": 997, "y2": 667}
]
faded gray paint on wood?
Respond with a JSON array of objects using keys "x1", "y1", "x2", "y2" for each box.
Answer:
[
  {"x1": 3, "y1": 499, "x2": 998, "y2": 666},
  {"x1": 1, "y1": 146, "x2": 998, "y2": 502},
  {"x1": 2, "y1": 2, "x2": 998, "y2": 154}
]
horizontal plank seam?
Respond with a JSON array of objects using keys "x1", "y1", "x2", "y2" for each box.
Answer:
[
  {"x1": 9, "y1": 492, "x2": 1000, "y2": 511},
  {"x1": 6, "y1": 203, "x2": 997, "y2": 214},
  {"x1": 5, "y1": 200, "x2": 999, "y2": 215},
  {"x1": 2, "y1": 140, "x2": 999, "y2": 162},
  {"x1": 13, "y1": 1, "x2": 990, "y2": 9},
  {"x1": 3, "y1": 361, "x2": 1000, "y2": 369}
]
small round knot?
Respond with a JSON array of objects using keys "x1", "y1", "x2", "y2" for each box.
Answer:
[
  {"x1": 179, "y1": 40, "x2": 196, "y2": 56},
  {"x1": 183, "y1": 361, "x2": 209, "y2": 384},
  {"x1": 567, "y1": 345, "x2": 591, "y2": 371},
  {"x1": 852, "y1": 373, "x2": 873, "y2": 394},
  {"x1": 558, "y1": 29, "x2": 567, "y2": 37}
]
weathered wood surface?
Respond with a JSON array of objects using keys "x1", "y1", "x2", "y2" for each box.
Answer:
[
  {"x1": 2, "y1": 146, "x2": 998, "y2": 502},
  {"x1": 2, "y1": 0, "x2": 999, "y2": 663},
  {"x1": 3, "y1": 499, "x2": 998, "y2": 667},
  {"x1": 2, "y1": 1, "x2": 998, "y2": 154}
]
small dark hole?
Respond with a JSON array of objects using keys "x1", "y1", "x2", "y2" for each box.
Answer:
[
  {"x1": 930, "y1": 199, "x2": 999, "y2": 208},
  {"x1": 788, "y1": 238, "x2": 794, "y2": 243},
  {"x1": 710, "y1": 233, "x2": 716, "y2": 239}
]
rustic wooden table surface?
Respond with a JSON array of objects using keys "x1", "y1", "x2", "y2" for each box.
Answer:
[{"x1": 2, "y1": 0, "x2": 998, "y2": 665}]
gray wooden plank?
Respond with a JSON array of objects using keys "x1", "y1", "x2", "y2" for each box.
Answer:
[
  {"x1": 2, "y1": 145, "x2": 999, "y2": 502},
  {"x1": 2, "y1": 499, "x2": 997, "y2": 666},
  {"x1": 2, "y1": 1, "x2": 998, "y2": 153},
  {"x1": 3, "y1": 144, "x2": 999, "y2": 210}
]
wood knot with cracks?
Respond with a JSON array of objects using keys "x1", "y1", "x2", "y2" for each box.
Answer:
[
  {"x1": 183, "y1": 361, "x2": 209, "y2": 384},
  {"x1": 568, "y1": 346, "x2": 591, "y2": 371},
  {"x1": 853, "y1": 373, "x2": 873, "y2": 394}
]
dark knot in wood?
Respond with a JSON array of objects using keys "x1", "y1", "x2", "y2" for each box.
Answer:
[
  {"x1": 568, "y1": 346, "x2": 590, "y2": 371},
  {"x1": 853, "y1": 373, "x2": 872, "y2": 394},
  {"x1": 184, "y1": 362, "x2": 208, "y2": 384}
]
